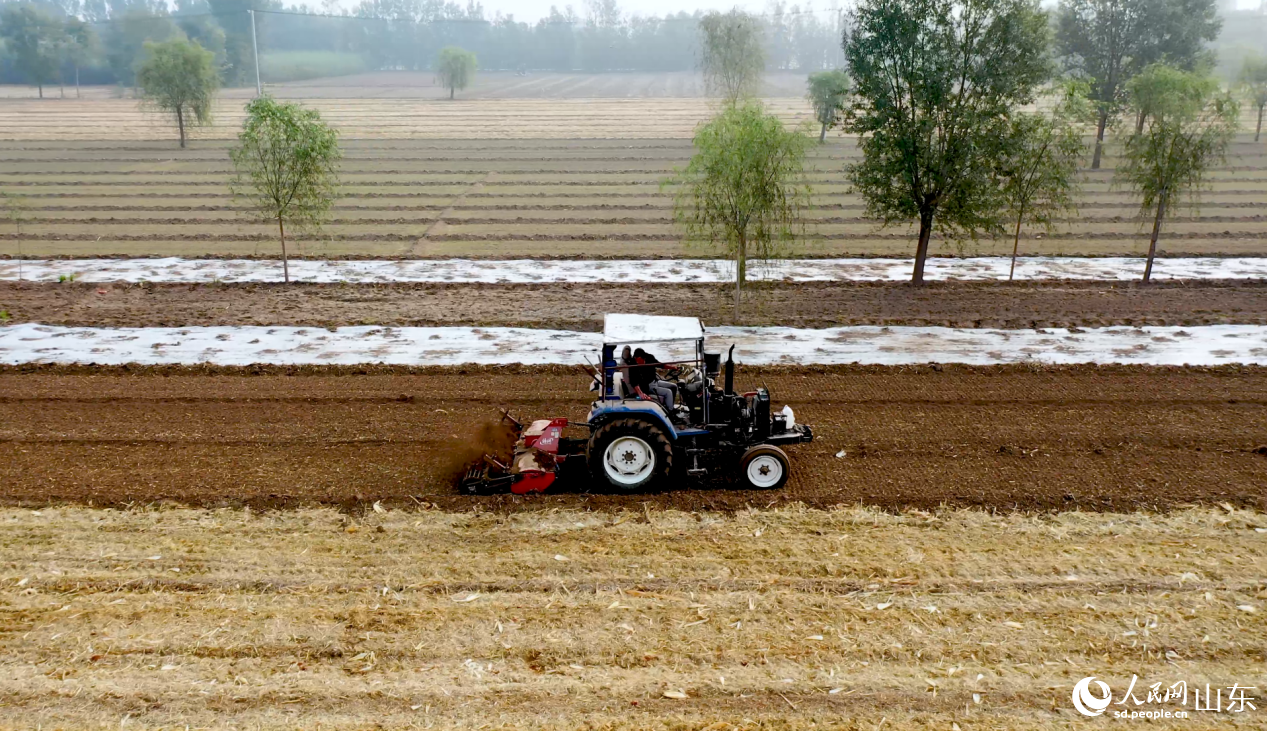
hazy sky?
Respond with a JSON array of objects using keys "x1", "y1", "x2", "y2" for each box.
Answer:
[
  {"x1": 333, "y1": 0, "x2": 1261, "y2": 25},
  {"x1": 333, "y1": 0, "x2": 833, "y2": 25}
]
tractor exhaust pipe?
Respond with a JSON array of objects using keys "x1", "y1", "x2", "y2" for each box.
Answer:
[{"x1": 724, "y1": 344, "x2": 735, "y2": 395}]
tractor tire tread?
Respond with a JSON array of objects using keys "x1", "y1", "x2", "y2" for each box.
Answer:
[{"x1": 587, "y1": 417, "x2": 673, "y2": 492}]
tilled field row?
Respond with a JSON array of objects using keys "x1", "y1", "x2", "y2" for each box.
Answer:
[
  {"x1": 3, "y1": 136, "x2": 1263, "y2": 153},
  {"x1": 9, "y1": 276, "x2": 1267, "y2": 326},
  {"x1": 0, "y1": 99, "x2": 820, "y2": 140},
  {"x1": 10, "y1": 199, "x2": 1267, "y2": 210},
  {"x1": 6, "y1": 213, "x2": 1267, "y2": 228},
  {"x1": 1, "y1": 366, "x2": 1264, "y2": 512},
  {"x1": 10, "y1": 237, "x2": 1263, "y2": 258},
  {"x1": 8, "y1": 163, "x2": 1267, "y2": 177},
  {"x1": 9, "y1": 173, "x2": 1267, "y2": 187},
  {"x1": 7, "y1": 222, "x2": 1266, "y2": 238},
  {"x1": 1, "y1": 97, "x2": 1263, "y2": 139},
  {"x1": 5, "y1": 279, "x2": 1265, "y2": 330}
]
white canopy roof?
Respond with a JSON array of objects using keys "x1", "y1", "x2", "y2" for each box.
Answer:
[{"x1": 604, "y1": 314, "x2": 705, "y2": 344}]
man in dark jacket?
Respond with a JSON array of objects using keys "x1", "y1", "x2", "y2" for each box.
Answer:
[{"x1": 632, "y1": 348, "x2": 676, "y2": 410}]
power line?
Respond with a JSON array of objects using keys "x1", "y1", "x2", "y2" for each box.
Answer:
[{"x1": 82, "y1": 11, "x2": 234, "y2": 26}]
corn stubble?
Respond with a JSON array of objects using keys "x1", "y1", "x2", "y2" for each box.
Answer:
[{"x1": 0, "y1": 505, "x2": 1262, "y2": 729}]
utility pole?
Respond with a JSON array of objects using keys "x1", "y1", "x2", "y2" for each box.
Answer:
[{"x1": 249, "y1": 8, "x2": 262, "y2": 97}]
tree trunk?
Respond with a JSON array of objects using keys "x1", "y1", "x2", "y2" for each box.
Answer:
[
  {"x1": 1257, "y1": 104, "x2": 1264, "y2": 143},
  {"x1": 1091, "y1": 109, "x2": 1108, "y2": 170},
  {"x1": 818, "y1": 122, "x2": 827, "y2": 143},
  {"x1": 450, "y1": 86, "x2": 454, "y2": 100},
  {"x1": 37, "y1": 83, "x2": 43, "y2": 99},
  {"x1": 1134, "y1": 109, "x2": 1145, "y2": 135},
  {"x1": 1009, "y1": 213, "x2": 1023, "y2": 281},
  {"x1": 75, "y1": 65, "x2": 80, "y2": 98},
  {"x1": 734, "y1": 231, "x2": 746, "y2": 320},
  {"x1": 279, "y1": 218, "x2": 289, "y2": 283},
  {"x1": 911, "y1": 208, "x2": 934, "y2": 285},
  {"x1": 176, "y1": 106, "x2": 186, "y2": 149},
  {"x1": 1143, "y1": 190, "x2": 1167, "y2": 283}
]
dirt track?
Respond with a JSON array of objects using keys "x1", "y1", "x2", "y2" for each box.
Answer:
[
  {"x1": 2, "y1": 364, "x2": 1264, "y2": 512},
  {"x1": 6, "y1": 279, "x2": 1267, "y2": 329}
]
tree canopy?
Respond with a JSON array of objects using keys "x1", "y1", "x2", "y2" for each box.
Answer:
[
  {"x1": 229, "y1": 97, "x2": 342, "y2": 283},
  {"x1": 1055, "y1": 0, "x2": 1221, "y2": 168},
  {"x1": 698, "y1": 10, "x2": 766, "y2": 105},
  {"x1": 1240, "y1": 56, "x2": 1267, "y2": 142},
  {"x1": 106, "y1": 8, "x2": 183, "y2": 87},
  {"x1": 668, "y1": 103, "x2": 811, "y2": 319},
  {"x1": 135, "y1": 39, "x2": 219, "y2": 148},
  {"x1": 436, "y1": 46, "x2": 477, "y2": 99},
  {"x1": 62, "y1": 16, "x2": 97, "y2": 97},
  {"x1": 0, "y1": 4, "x2": 64, "y2": 98},
  {"x1": 842, "y1": 0, "x2": 1051, "y2": 284},
  {"x1": 806, "y1": 69, "x2": 850, "y2": 143},
  {"x1": 1115, "y1": 66, "x2": 1238, "y2": 281}
]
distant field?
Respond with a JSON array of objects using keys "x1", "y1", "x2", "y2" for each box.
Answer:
[
  {"x1": 0, "y1": 71, "x2": 818, "y2": 101},
  {"x1": 1, "y1": 136, "x2": 1265, "y2": 259},
  {"x1": 0, "y1": 97, "x2": 817, "y2": 140}
]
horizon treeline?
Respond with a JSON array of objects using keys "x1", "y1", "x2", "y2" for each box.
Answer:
[{"x1": 0, "y1": 0, "x2": 847, "y2": 88}]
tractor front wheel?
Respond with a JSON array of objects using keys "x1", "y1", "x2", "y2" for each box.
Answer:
[
  {"x1": 588, "y1": 418, "x2": 673, "y2": 491},
  {"x1": 739, "y1": 445, "x2": 790, "y2": 490}
]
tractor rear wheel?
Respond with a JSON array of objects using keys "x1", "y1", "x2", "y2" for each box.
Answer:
[
  {"x1": 587, "y1": 418, "x2": 673, "y2": 491},
  {"x1": 739, "y1": 445, "x2": 790, "y2": 489}
]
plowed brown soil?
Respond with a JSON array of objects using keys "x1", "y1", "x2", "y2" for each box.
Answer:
[
  {"x1": 2, "y1": 365, "x2": 1264, "y2": 512},
  {"x1": 5, "y1": 279, "x2": 1267, "y2": 329}
]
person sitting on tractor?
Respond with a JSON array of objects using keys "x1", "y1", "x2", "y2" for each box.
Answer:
[{"x1": 631, "y1": 348, "x2": 677, "y2": 411}]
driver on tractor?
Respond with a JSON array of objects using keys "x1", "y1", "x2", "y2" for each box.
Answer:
[{"x1": 631, "y1": 348, "x2": 691, "y2": 425}]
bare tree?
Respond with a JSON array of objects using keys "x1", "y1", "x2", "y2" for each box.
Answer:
[{"x1": 999, "y1": 85, "x2": 1086, "y2": 279}]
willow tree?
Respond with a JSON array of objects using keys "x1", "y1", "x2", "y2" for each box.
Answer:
[
  {"x1": 230, "y1": 97, "x2": 341, "y2": 283},
  {"x1": 1115, "y1": 66, "x2": 1238, "y2": 281},
  {"x1": 842, "y1": 0, "x2": 1051, "y2": 284},
  {"x1": 135, "y1": 40, "x2": 220, "y2": 148},
  {"x1": 806, "y1": 69, "x2": 851, "y2": 143},
  {"x1": 698, "y1": 10, "x2": 766, "y2": 105},
  {"x1": 669, "y1": 103, "x2": 811, "y2": 319},
  {"x1": 436, "y1": 46, "x2": 477, "y2": 99}
]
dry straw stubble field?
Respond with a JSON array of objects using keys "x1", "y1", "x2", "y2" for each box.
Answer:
[{"x1": 2, "y1": 505, "x2": 1264, "y2": 729}]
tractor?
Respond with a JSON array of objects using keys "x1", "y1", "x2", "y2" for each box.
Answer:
[{"x1": 460, "y1": 314, "x2": 813, "y2": 495}]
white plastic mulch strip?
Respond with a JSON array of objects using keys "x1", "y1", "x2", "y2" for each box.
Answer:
[
  {"x1": 3, "y1": 256, "x2": 1266, "y2": 284},
  {"x1": 3, "y1": 323, "x2": 1265, "y2": 366}
]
